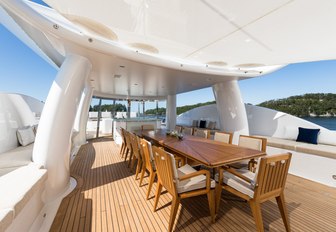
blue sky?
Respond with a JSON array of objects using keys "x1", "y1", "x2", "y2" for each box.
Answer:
[{"x1": 1, "y1": 0, "x2": 336, "y2": 111}]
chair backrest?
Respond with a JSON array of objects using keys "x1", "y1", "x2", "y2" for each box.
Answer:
[
  {"x1": 124, "y1": 130, "x2": 133, "y2": 151},
  {"x1": 254, "y1": 153, "x2": 292, "y2": 200},
  {"x1": 141, "y1": 138, "x2": 155, "y2": 171},
  {"x1": 238, "y1": 135, "x2": 267, "y2": 152},
  {"x1": 192, "y1": 120, "x2": 199, "y2": 127},
  {"x1": 214, "y1": 131, "x2": 233, "y2": 144},
  {"x1": 141, "y1": 124, "x2": 155, "y2": 130},
  {"x1": 182, "y1": 127, "x2": 193, "y2": 135},
  {"x1": 120, "y1": 127, "x2": 127, "y2": 144},
  {"x1": 174, "y1": 125, "x2": 182, "y2": 133},
  {"x1": 129, "y1": 132, "x2": 141, "y2": 159},
  {"x1": 193, "y1": 128, "x2": 210, "y2": 139},
  {"x1": 152, "y1": 146, "x2": 178, "y2": 195}
]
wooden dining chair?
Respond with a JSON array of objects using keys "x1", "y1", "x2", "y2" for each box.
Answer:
[
  {"x1": 181, "y1": 126, "x2": 193, "y2": 135},
  {"x1": 152, "y1": 146, "x2": 216, "y2": 232},
  {"x1": 123, "y1": 131, "x2": 133, "y2": 166},
  {"x1": 119, "y1": 128, "x2": 127, "y2": 158},
  {"x1": 193, "y1": 128, "x2": 210, "y2": 139},
  {"x1": 214, "y1": 131, "x2": 233, "y2": 144},
  {"x1": 129, "y1": 133, "x2": 143, "y2": 178},
  {"x1": 141, "y1": 124, "x2": 155, "y2": 130},
  {"x1": 139, "y1": 138, "x2": 157, "y2": 199},
  {"x1": 215, "y1": 153, "x2": 292, "y2": 232},
  {"x1": 231, "y1": 135, "x2": 267, "y2": 172}
]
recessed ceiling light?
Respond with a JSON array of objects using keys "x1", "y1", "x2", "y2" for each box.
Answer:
[{"x1": 245, "y1": 38, "x2": 252, "y2": 43}]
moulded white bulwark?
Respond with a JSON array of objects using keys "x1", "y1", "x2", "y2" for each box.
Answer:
[
  {"x1": 33, "y1": 54, "x2": 92, "y2": 201},
  {"x1": 212, "y1": 81, "x2": 249, "y2": 143},
  {"x1": 166, "y1": 94, "x2": 176, "y2": 131}
]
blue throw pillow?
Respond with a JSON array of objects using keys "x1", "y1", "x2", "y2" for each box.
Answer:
[
  {"x1": 199, "y1": 120, "x2": 206, "y2": 128},
  {"x1": 296, "y1": 127, "x2": 320, "y2": 144}
]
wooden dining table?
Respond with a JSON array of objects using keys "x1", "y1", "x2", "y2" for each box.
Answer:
[{"x1": 136, "y1": 129, "x2": 266, "y2": 168}]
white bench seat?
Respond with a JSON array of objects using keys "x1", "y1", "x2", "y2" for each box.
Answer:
[
  {"x1": 259, "y1": 136, "x2": 336, "y2": 159},
  {"x1": 0, "y1": 144, "x2": 33, "y2": 177},
  {"x1": 0, "y1": 163, "x2": 47, "y2": 231}
]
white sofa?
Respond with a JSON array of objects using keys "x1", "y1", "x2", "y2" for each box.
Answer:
[{"x1": 256, "y1": 131, "x2": 336, "y2": 187}]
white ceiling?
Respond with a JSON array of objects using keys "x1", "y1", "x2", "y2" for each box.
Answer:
[{"x1": 1, "y1": 0, "x2": 336, "y2": 100}]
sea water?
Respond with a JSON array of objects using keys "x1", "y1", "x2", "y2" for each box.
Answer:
[{"x1": 302, "y1": 117, "x2": 336, "y2": 131}]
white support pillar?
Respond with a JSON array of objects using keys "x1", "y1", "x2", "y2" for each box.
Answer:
[
  {"x1": 33, "y1": 55, "x2": 92, "y2": 201},
  {"x1": 166, "y1": 94, "x2": 176, "y2": 131},
  {"x1": 212, "y1": 81, "x2": 249, "y2": 143},
  {"x1": 73, "y1": 84, "x2": 93, "y2": 146}
]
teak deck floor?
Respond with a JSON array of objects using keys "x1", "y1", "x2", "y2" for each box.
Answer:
[{"x1": 51, "y1": 137, "x2": 336, "y2": 232}]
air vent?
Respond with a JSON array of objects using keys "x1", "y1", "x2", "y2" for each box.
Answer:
[
  {"x1": 63, "y1": 14, "x2": 118, "y2": 41},
  {"x1": 114, "y1": 74, "x2": 122, "y2": 79},
  {"x1": 235, "y1": 63, "x2": 265, "y2": 68},
  {"x1": 206, "y1": 61, "x2": 227, "y2": 67}
]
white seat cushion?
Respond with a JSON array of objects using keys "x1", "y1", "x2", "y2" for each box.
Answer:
[
  {"x1": 0, "y1": 143, "x2": 34, "y2": 177},
  {"x1": 177, "y1": 164, "x2": 215, "y2": 194},
  {"x1": 0, "y1": 208, "x2": 14, "y2": 232},
  {"x1": 215, "y1": 169, "x2": 255, "y2": 198}
]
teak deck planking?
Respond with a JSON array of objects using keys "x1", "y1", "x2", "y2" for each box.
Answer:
[{"x1": 50, "y1": 137, "x2": 336, "y2": 232}]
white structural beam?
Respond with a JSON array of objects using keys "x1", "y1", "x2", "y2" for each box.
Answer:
[
  {"x1": 212, "y1": 81, "x2": 249, "y2": 143},
  {"x1": 33, "y1": 54, "x2": 92, "y2": 201},
  {"x1": 73, "y1": 84, "x2": 93, "y2": 146},
  {"x1": 166, "y1": 94, "x2": 176, "y2": 131}
]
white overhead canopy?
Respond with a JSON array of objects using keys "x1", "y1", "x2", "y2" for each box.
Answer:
[
  {"x1": 1, "y1": 0, "x2": 336, "y2": 99},
  {"x1": 45, "y1": 0, "x2": 336, "y2": 66}
]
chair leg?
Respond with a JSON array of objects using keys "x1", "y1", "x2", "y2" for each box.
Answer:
[
  {"x1": 215, "y1": 184, "x2": 223, "y2": 214},
  {"x1": 207, "y1": 189, "x2": 216, "y2": 223},
  {"x1": 146, "y1": 171, "x2": 156, "y2": 200},
  {"x1": 128, "y1": 153, "x2": 133, "y2": 168},
  {"x1": 130, "y1": 155, "x2": 136, "y2": 171},
  {"x1": 153, "y1": 182, "x2": 162, "y2": 212},
  {"x1": 135, "y1": 158, "x2": 142, "y2": 180},
  {"x1": 121, "y1": 144, "x2": 127, "y2": 158},
  {"x1": 168, "y1": 196, "x2": 180, "y2": 232},
  {"x1": 249, "y1": 199, "x2": 264, "y2": 232},
  {"x1": 124, "y1": 148, "x2": 129, "y2": 162},
  {"x1": 276, "y1": 193, "x2": 291, "y2": 232},
  {"x1": 139, "y1": 164, "x2": 146, "y2": 187},
  {"x1": 120, "y1": 143, "x2": 125, "y2": 157}
]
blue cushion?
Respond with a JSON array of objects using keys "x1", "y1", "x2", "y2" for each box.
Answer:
[{"x1": 296, "y1": 127, "x2": 320, "y2": 144}]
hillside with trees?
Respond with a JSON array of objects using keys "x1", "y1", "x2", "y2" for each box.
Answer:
[
  {"x1": 258, "y1": 93, "x2": 336, "y2": 117},
  {"x1": 145, "y1": 101, "x2": 216, "y2": 115}
]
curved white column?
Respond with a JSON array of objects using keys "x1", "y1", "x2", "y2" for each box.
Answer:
[
  {"x1": 33, "y1": 55, "x2": 92, "y2": 201},
  {"x1": 73, "y1": 85, "x2": 93, "y2": 146},
  {"x1": 212, "y1": 81, "x2": 249, "y2": 143},
  {"x1": 166, "y1": 94, "x2": 176, "y2": 130}
]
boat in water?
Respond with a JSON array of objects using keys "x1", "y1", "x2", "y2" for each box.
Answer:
[{"x1": 0, "y1": 0, "x2": 336, "y2": 231}]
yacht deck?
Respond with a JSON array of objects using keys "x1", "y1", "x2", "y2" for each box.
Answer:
[{"x1": 51, "y1": 137, "x2": 336, "y2": 231}]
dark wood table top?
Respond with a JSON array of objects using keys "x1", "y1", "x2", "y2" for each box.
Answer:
[{"x1": 136, "y1": 129, "x2": 266, "y2": 168}]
